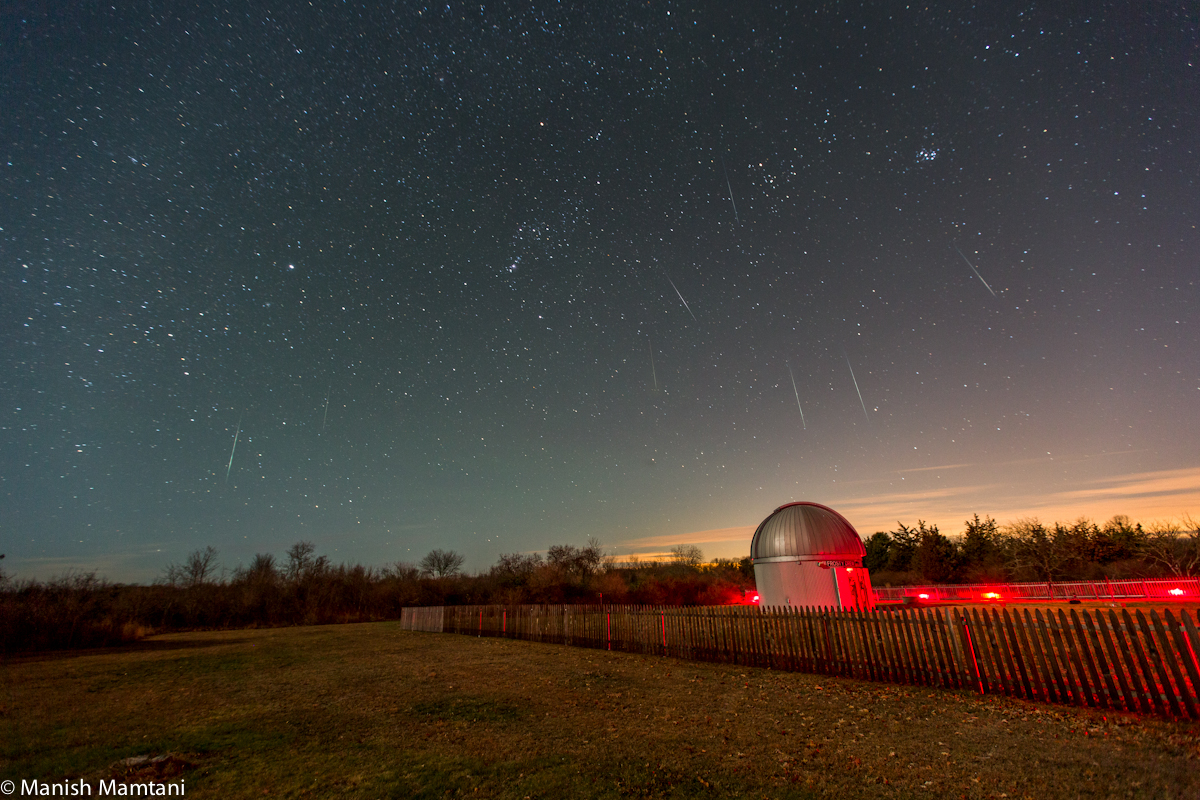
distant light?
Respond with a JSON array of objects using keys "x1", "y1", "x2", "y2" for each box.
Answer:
[
  {"x1": 918, "y1": 593, "x2": 930, "y2": 600},
  {"x1": 288, "y1": 264, "x2": 295, "y2": 270},
  {"x1": 982, "y1": 591, "x2": 1002, "y2": 600},
  {"x1": 1169, "y1": 588, "x2": 1185, "y2": 596},
  {"x1": 752, "y1": 594, "x2": 760, "y2": 604}
]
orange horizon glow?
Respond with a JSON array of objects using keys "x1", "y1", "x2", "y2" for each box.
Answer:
[{"x1": 612, "y1": 466, "x2": 1200, "y2": 562}]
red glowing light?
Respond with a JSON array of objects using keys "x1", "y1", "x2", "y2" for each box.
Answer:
[
  {"x1": 1169, "y1": 588, "x2": 1185, "y2": 596},
  {"x1": 752, "y1": 594, "x2": 761, "y2": 604},
  {"x1": 918, "y1": 593, "x2": 930, "y2": 600},
  {"x1": 982, "y1": 591, "x2": 1002, "y2": 600}
]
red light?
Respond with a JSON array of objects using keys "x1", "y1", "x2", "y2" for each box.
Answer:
[
  {"x1": 918, "y1": 593, "x2": 930, "y2": 600},
  {"x1": 1169, "y1": 588, "x2": 1185, "y2": 596},
  {"x1": 982, "y1": 591, "x2": 1001, "y2": 600},
  {"x1": 752, "y1": 594, "x2": 760, "y2": 604}
]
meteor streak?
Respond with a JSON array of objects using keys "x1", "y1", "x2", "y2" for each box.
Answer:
[
  {"x1": 845, "y1": 355, "x2": 870, "y2": 423},
  {"x1": 719, "y1": 153, "x2": 740, "y2": 225},
  {"x1": 225, "y1": 415, "x2": 241, "y2": 483},
  {"x1": 321, "y1": 387, "x2": 330, "y2": 433},
  {"x1": 649, "y1": 339, "x2": 659, "y2": 392},
  {"x1": 663, "y1": 272, "x2": 697, "y2": 321},
  {"x1": 786, "y1": 362, "x2": 806, "y2": 429},
  {"x1": 954, "y1": 243, "x2": 997, "y2": 297}
]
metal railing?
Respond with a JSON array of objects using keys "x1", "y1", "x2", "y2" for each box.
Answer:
[{"x1": 872, "y1": 577, "x2": 1200, "y2": 604}]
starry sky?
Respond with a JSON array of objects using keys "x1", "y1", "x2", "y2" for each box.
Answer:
[{"x1": 3, "y1": 2, "x2": 1198, "y2": 582}]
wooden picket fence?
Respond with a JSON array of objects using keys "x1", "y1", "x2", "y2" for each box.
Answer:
[
  {"x1": 400, "y1": 604, "x2": 1200, "y2": 720},
  {"x1": 874, "y1": 577, "x2": 1200, "y2": 604},
  {"x1": 399, "y1": 606, "x2": 444, "y2": 633}
]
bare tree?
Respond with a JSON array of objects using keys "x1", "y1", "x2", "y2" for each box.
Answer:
[
  {"x1": 285, "y1": 541, "x2": 329, "y2": 582},
  {"x1": 670, "y1": 544, "x2": 704, "y2": 567},
  {"x1": 385, "y1": 562, "x2": 421, "y2": 581},
  {"x1": 237, "y1": 553, "x2": 278, "y2": 584},
  {"x1": 163, "y1": 546, "x2": 219, "y2": 587},
  {"x1": 1141, "y1": 518, "x2": 1200, "y2": 577},
  {"x1": 420, "y1": 549, "x2": 465, "y2": 578},
  {"x1": 492, "y1": 552, "x2": 544, "y2": 580},
  {"x1": 546, "y1": 538, "x2": 605, "y2": 579}
]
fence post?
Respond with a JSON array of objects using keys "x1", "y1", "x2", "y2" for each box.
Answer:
[
  {"x1": 822, "y1": 611, "x2": 833, "y2": 671},
  {"x1": 961, "y1": 611, "x2": 985, "y2": 694}
]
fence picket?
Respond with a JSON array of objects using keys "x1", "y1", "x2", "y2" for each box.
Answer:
[
  {"x1": 852, "y1": 611, "x2": 875, "y2": 681},
  {"x1": 901, "y1": 609, "x2": 923, "y2": 684},
  {"x1": 1165, "y1": 609, "x2": 1200, "y2": 717},
  {"x1": 782, "y1": 608, "x2": 801, "y2": 671},
  {"x1": 931, "y1": 610, "x2": 961, "y2": 689},
  {"x1": 832, "y1": 609, "x2": 852, "y2": 677},
  {"x1": 1103, "y1": 609, "x2": 1152, "y2": 714},
  {"x1": 1120, "y1": 609, "x2": 1169, "y2": 716},
  {"x1": 855, "y1": 611, "x2": 878, "y2": 682},
  {"x1": 1151, "y1": 610, "x2": 1197, "y2": 720},
  {"x1": 1050, "y1": 609, "x2": 1093, "y2": 709},
  {"x1": 1181, "y1": 611, "x2": 1200, "y2": 680},
  {"x1": 845, "y1": 610, "x2": 865, "y2": 679},
  {"x1": 1066, "y1": 610, "x2": 1107, "y2": 709},
  {"x1": 984, "y1": 609, "x2": 1018, "y2": 697},
  {"x1": 1079, "y1": 610, "x2": 1122, "y2": 710},
  {"x1": 1029, "y1": 609, "x2": 1069, "y2": 704},
  {"x1": 869, "y1": 611, "x2": 895, "y2": 682},
  {"x1": 1135, "y1": 610, "x2": 1184, "y2": 718},
  {"x1": 929, "y1": 610, "x2": 956, "y2": 688},
  {"x1": 998, "y1": 610, "x2": 1034, "y2": 701},
  {"x1": 902, "y1": 610, "x2": 929, "y2": 685},
  {"x1": 957, "y1": 611, "x2": 985, "y2": 694},
  {"x1": 940, "y1": 609, "x2": 969, "y2": 689},
  {"x1": 968, "y1": 609, "x2": 999, "y2": 694}
]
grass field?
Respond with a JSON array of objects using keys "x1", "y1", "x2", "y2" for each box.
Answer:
[{"x1": 2, "y1": 622, "x2": 1199, "y2": 799}]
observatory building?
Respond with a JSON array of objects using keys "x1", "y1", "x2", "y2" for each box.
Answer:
[{"x1": 750, "y1": 501, "x2": 875, "y2": 610}]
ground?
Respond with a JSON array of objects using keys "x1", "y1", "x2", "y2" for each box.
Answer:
[{"x1": 2, "y1": 622, "x2": 1198, "y2": 798}]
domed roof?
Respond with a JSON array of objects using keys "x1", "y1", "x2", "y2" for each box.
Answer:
[{"x1": 750, "y1": 502, "x2": 865, "y2": 562}]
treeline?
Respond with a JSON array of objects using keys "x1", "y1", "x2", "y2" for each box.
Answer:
[
  {"x1": 6, "y1": 513, "x2": 1197, "y2": 653},
  {"x1": 0, "y1": 541, "x2": 753, "y2": 653},
  {"x1": 866, "y1": 514, "x2": 1200, "y2": 586}
]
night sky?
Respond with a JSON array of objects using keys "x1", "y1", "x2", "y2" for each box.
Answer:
[{"x1": 3, "y1": 3, "x2": 1198, "y2": 582}]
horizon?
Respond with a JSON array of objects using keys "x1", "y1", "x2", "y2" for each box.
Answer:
[{"x1": 7, "y1": 497, "x2": 1195, "y2": 584}]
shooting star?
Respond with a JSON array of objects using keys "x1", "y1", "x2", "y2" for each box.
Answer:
[
  {"x1": 786, "y1": 362, "x2": 806, "y2": 429},
  {"x1": 321, "y1": 387, "x2": 331, "y2": 433},
  {"x1": 719, "y1": 153, "x2": 741, "y2": 225},
  {"x1": 663, "y1": 272, "x2": 697, "y2": 321},
  {"x1": 648, "y1": 339, "x2": 659, "y2": 392},
  {"x1": 844, "y1": 355, "x2": 870, "y2": 424},
  {"x1": 954, "y1": 243, "x2": 997, "y2": 298},
  {"x1": 225, "y1": 415, "x2": 242, "y2": 483}
]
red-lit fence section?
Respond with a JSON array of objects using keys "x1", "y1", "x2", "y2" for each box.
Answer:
[
  {"x1": 873, "y1": 577, "x2": 1200, "y2": 604},
  {"x1": 402, "y1": 604, "x2": 1200, "y2": 720}
]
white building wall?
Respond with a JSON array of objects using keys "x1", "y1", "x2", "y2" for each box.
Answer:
[{"x1": 753, "y1": 560, "x2": 875, "y2": 610}]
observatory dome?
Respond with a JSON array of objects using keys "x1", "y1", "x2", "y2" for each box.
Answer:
[{"x1": 750, "y1": 501, "x2": 865, "y2": 563}]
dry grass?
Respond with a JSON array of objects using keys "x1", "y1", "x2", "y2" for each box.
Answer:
[{"x1": 2, "y1": 622, "x2": 1199, "y2": 798}]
